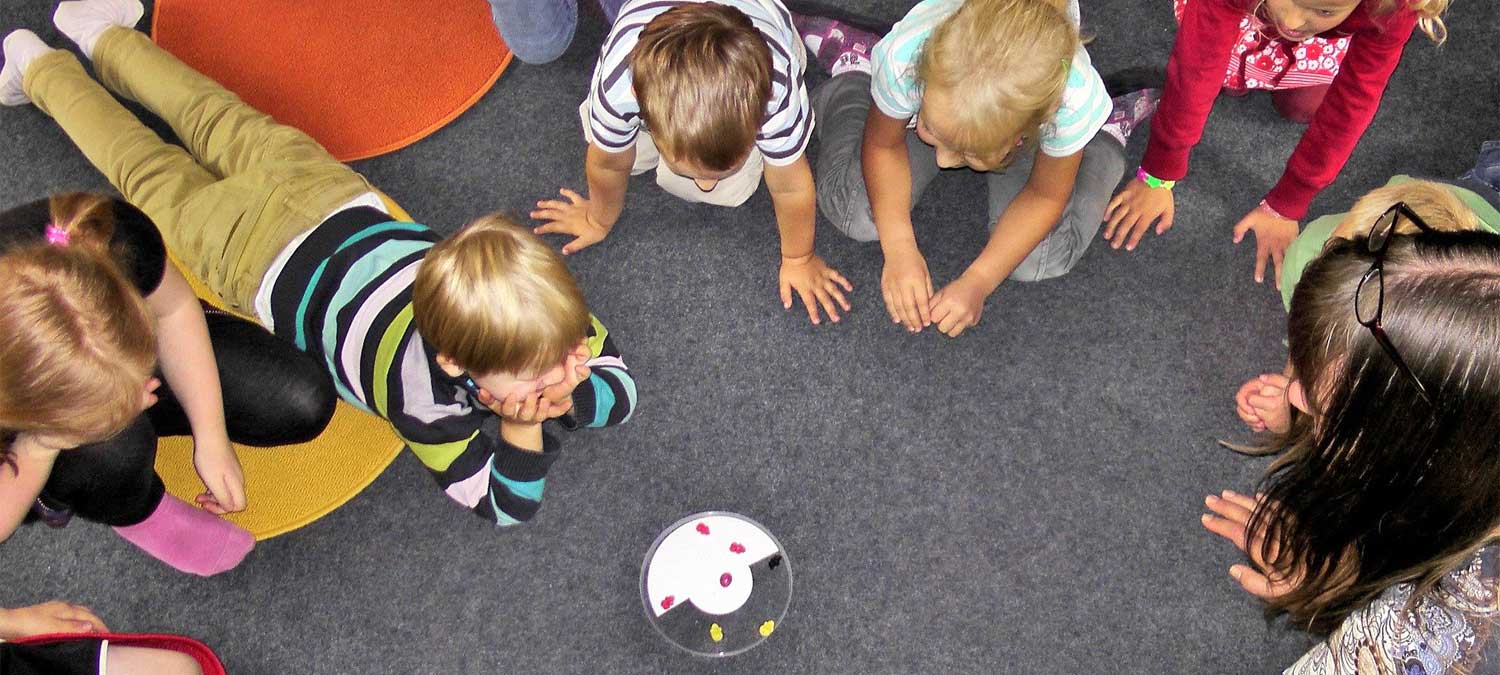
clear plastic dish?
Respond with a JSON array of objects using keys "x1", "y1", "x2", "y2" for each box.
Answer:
[{"x1": 640, "y1": 512, "x2": 792, "y2": 657}]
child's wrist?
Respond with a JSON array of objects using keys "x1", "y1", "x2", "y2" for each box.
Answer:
[
  {"x1": 1135, "y1": 167, "x2": 1176, "y2": 190},
  {"x1": 1256, "y1": 199, "x2": 1290, "y2": 221},
  {"x1": 780, "y1": 250, "x2": 815, "y2": 264}
]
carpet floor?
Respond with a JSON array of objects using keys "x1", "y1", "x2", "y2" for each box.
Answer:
[{"x1": 0, "y1": 1, "x2": 1496, "y2": 672}]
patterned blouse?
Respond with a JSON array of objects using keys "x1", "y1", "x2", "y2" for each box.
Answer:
[{"x1": 1287, "y1": 545, "x2": 1499, "y2": 675}]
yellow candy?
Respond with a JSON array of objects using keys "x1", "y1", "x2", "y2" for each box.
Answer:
[
  {"x1": 709, "y1": 623, "x2": 724, "y2": 642},
  {"x1": 758, "y1": 620, "x2": 776, "y2": 637}
]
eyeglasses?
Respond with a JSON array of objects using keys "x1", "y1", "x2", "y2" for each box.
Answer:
[{"x1": 1354, "y1": 202, "x2": 1434, "y2": 402}]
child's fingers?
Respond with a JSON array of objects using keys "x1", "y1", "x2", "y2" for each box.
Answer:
[
  {"x1": 900, "y1": 290, "x2": 923, "y2": 332},
  {"x1": 1110, "y1": 215, "x2": 1141, "y2": 250},
  {"x1": 561, "y1": 234, "x2": 599, "y2": 256},
  {"x1": 1253, "y1": 242, "x2": 1269, "y2": 284},
  {"x1": 1156, "y1": 206, "x2": 1175, "y2": 235},
  {"x1": 1272, "y1": 248, "x2": 1285, "y2": 290},
  {"x1": 824, "y1": 279, "x2": 851, "y2": 312},
  {"x1": 196, "y1": 493, "x2": 228, "y2": 515},
  {"x1": 531, "y1": 216, "x2": 576, "y2": 235},
  {"x1": 881, "y1": 288, "x2": 901, "y2": 326},
  {"x1": 1126, "y1": 218, "x2": 1151, "y2": 251},
  {"x1": 1205, "y1": 493, "x2": 1255, "y2": 526},
  {"x1": 559, "y1": 188, "x2": 585, "y2": 204},
  {"x1": 939, "y1": 312, "x2": 970, "y2": 337},
  {"x1": 827, "y1": 269, "x2": 854, "y2": 293},
  {"x1": 779, "y1": 277, "x2": 793, "y2": 310},
  {"x1": 1259, "y1": 373, "x2": 1290, "y2": 388},
  {"x1": 914, "y1": 285, "x2": 933, "y2": 328},
  {"x1": 1229, "y1": 565, "x2": 1281, "y2": 600},
  {"x1": 1103, "y1": 192, "x2": 1129, "y2": 233},
  {"x1": 58, "y1": 603, "x2": 108, "y2": 632},
  {"x1": 1200, "y1": 511, "x2": 1250, "y2": 551},
  {"x1": 1231, "y1": 216, "x2": 1251, "y2": 244},
  {"x1": 814, "y1": 288, "x2": 842, "y2": 323},
  {"x1": 795, "y1": 287, "x2": 822, "y2": 325},
  {"x1": 1219, "y1": 490, "x2": 1260, "y2": 511}
]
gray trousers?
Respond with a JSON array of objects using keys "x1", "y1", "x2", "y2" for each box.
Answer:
[{"x1": 811, "y1": 73, "x2": 1125, "y2": 282}]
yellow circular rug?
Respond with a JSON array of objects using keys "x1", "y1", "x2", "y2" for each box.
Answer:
[{"x1": 153, "y1": 196, "x2": 409, "y2": 540}]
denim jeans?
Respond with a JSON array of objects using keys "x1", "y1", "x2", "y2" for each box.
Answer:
[
  {"x1": 810, "y1": 72, "x2": 1125, "y2": 282},
  {"x1": 489, "y1": 0, "x2": 628, "y2": 64}
]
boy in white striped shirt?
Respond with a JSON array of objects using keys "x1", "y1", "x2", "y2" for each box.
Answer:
[{"x1": 531, "y1": 0, "x2": 853, "y2": 326}]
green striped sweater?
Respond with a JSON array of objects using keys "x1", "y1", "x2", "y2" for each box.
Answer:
[{"x1": 268, "y1": 207, "x2": 637, "y2": 525}]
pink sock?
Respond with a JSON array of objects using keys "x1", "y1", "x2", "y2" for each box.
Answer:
[{"x1": 113, "y1": 494, "x2": 254, "y2": 577}]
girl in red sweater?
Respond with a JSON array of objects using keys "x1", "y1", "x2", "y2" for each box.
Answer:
[{"x1": 1100, "y1": 0, "x2": 1448, "y2": 286}]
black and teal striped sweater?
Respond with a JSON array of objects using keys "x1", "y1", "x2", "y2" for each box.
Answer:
[{"x1": 268, "y1": 207, "x2": 637, "y2": 525}]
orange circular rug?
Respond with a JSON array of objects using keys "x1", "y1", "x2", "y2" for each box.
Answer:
[{"x1": 151, "y1": 0, "x2": 512, "y2": 161}]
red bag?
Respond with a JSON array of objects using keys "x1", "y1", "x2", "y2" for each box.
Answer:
[{"x1": 6, "y1": 632, "x2": 226, "y2": 675}]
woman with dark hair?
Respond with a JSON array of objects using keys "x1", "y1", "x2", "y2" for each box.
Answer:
[{"x1": 1205, "y1": 210, "x2": 1500, "y2": 673}]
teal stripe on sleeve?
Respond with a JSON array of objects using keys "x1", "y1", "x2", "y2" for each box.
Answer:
[
  {"x1": 589, "y1": 377, "x2": 616, "y2": 428},
  {"x1": 493, "y1": 471, "x2": 546, "y2": 503}
]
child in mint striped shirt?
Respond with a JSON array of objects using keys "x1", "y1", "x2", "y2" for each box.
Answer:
[{"x1": 795, "y1": 0, "x2": 1159, "y2": 337}]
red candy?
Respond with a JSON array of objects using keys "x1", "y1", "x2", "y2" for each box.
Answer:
[
  {"x1": 720, "y1": 572, "x2": 733, "y2": 587},
  {"x1": 661, "y1": 595, "x2": 675, "y2": 610},
  {"x1": 696, "y1": 522, "x2": 710, "y2": 535},
  {"x1": 729, "y1": 542, "x2": 746, "y2": 554}
]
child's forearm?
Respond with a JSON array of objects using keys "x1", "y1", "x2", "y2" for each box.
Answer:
[
  {"x1": 764, "y1": 156, "x2": 818, "y2": 258},
  {"x1": 499, "y1": 420, "x2": 544, "y2": 453},
  {"x1": 965, "y1": 190, "x2": 1067, "y2": 290},
  {"x1": 862, "y1": 109, "x2": 919, "y2": 253},
  {"x1": 585, "y1": 143, "x2": 634, "y2": 229},
  {"x1": 965, "y1": 152, "x2": 1081, "y2": 289},
  {"x1": 0, "y1": 438, "x2": 59, "y2": 542},
  {"x1": 147, "y1": 267, "x2": 230, "y2": 450}
]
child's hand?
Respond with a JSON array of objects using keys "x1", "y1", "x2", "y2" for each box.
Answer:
[
  {"x1": 928, "y1": 275, "x2": 990, "y2": 337},
  {"x1": 0, "y1": 601, "x2": 109, "y2": 639},
  {"x1": 1103, "y1": 179, "x2": 1176, "y2": 251},
  {"x1": 1237, "y1": 373, "x2": 1292, "y2": 434},
  {"x1": 881, "y1": 244, "x2": 933, "y2": 332},
  {"x1": 192, "y1": 435, "x2": 246, "y2": 515},
  {"x1": 490, "y1": 391, "x2": 574, "y2": 426},
  {"x1": 531, "y1": 188, "x2": 612, "y2": 255},
  {"x1": 1232, "y1": 205, "x2": 1298, "y2": 287},
  {"x1": 1201, "y1": 490, "x2": 1301, "y2": 600},
  {"x1": 540, "y1": 342, "x2": 593, "y2": 405},
  {"x1": 779, "y1": 253, "x2": 853, "y2": 325}
]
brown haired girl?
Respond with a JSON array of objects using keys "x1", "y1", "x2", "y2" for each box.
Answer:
[{"x1": 1204, "y1": 216, "x2": 1500, "y2": 672}]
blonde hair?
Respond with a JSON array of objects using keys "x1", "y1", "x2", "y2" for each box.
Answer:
[
  {"x1": 630, "y1": 3, "x2": 771, "y2": 172},
  {"x1": 915, "y1": 0, "x2": 1078, "y2": 166},
  {"x1": 1331, "y1": 179, "x2": 1480, "y2": 239},
  {"x1": 0, "y1": 193, "x2": 157, "y2": 460},
  {"x1": 1373, "y1": 0, "x2": 1450, "y2": 44},
  {"x1": 412, "y1": 214, "x2": 590, "y2": 377}
]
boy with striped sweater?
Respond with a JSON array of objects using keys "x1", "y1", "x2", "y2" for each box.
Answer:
[{"x1": 265, "y1": 213, "x2": 638, "y2": 526}]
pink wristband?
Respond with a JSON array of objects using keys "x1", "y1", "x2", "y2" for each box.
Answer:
[{"x1": 1257, "y1": 199, "x2": 1289, "y2": 220}]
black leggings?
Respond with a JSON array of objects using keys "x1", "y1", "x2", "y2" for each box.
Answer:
[{"x1": 39, "y1": 306, "x2": 336, "y2": 527}]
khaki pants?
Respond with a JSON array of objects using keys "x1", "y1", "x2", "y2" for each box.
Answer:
[
  {"x1": 23, "y1": 28, "x2": 372, "y2": 313},
  {"x1": 577, "y1": 100, "x2": 764, "y2": 207}
]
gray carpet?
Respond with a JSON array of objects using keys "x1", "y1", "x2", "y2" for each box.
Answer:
[{"x1": 1, "y1": 1, "x2": 1496, "y2": 673}]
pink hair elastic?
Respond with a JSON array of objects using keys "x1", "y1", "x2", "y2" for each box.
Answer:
[{"x1": 44, "y1": 224, "x2": 71, "y2": 246}]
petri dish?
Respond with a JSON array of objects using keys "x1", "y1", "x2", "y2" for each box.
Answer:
[{"x1": 640, "y1": 511, "x2": 792, "y2": 657}]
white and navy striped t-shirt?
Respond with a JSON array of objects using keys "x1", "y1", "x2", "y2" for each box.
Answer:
[
  {"x1": 586, "y1": 0, "x2": 812, "y2": 166},
  {"x1": 870, "y1": 0, "x2": 1110, "y2": 158}
]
